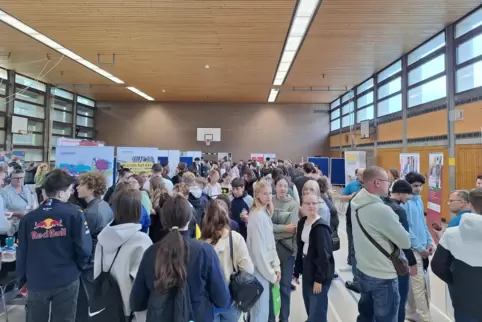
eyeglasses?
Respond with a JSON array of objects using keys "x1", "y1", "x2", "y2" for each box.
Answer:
[
  {"x1": 11, "y1": 177, "x2": 25, "y2": 181},
  {"x1": 375, "y1": 178, "x2": 390, "y2": 183}
]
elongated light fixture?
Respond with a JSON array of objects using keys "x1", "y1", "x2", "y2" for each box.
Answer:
[
  {"x1": 268, "y1": 0, "x2": 320, "y2": 102},
  {"x1": 126, "y1": 87, "x2": 155, "y2": 101},
  {"x1": 0, "y1": 10, "x2": 155, "y2": 100}
]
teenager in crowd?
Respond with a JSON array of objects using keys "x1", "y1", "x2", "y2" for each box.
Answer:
[
  {"x1": 148, "y1": 176, "x2": 171, "y2": 243},
  {"x1": 143, "y1": 163, "x2": 174, "y2": 195},
  {"x1": 269, "y1": 176, "x2": 300, "y2": 322},
  {"x1": 351, "y1": 166, "x2": 410, "y2": 322},
  {"x1": 201, "y1": 200, "x2": 254, "y2": 322},
  {"x1": 302, "y1": 180, "x2": 330, "y2": 223},
  {"x1": 272, "y1": 167, "x2": 300, "y2": 204},
  {"x1": 403, "y1": 172, "x2": 433, "y2": 322},
  {"x1": 215, "y1": 194, "x2": 240, "y2": 232},
  {"x1": 476, "y1": 174, "x2": 482, "y2": 188},
  {"x1": 94, "y1": 188, "x2": 152, "y2": 321},
  {"x1": 205, "y1": 169, "x2": 222, "y2": 198},
  {"x1": 112, "y1": 182, "x2": 151, "y2": 233},
  {"x1": 183, "y1": 171, "x2": 210, "y2": 226},
  {"x1": 34, "y1": 163, "x2": 49, "y2": 203},
  {"x1": 128, "y1": 174, "x2": 153, "y2": 215},
  {"x1": 388, "y1": 168, "x2": 400, "y2": 193},
  {"x1": 229, "y1": 177, "x2": 253, "y2": 239},
  {"x1": 173, "y1": 182, "x2": 202, "y2": 239},
  {"x1": 247, "y1": 179, "x2": 280, "y2": 322},
  {"x1": 294, "y1": 163, "x2": 316, "y2": 202},
  {"x1": 220, "y1": 173, "x2": 232, "y2": 195},
  {"x1": 243, "y1": 169, "x2": 256, "y2": 197},
  {"x1": 171, "y1": 162, "x2": 188, "y2": 185},
  {"x1": 17, "y1": 169, "x2": 92, "y2": 322},
  {"x1": 294, "y1": 192, "x2": 334, "y2": 322},
  {"x1": 130, "y1": 195, "x2": 230, "y2": 321},
  {"x1": 432, "y1": 188, "x2": 482, "y2": 322},
  {"x1": 230, "y1": 162, "x2": 240, "y2": 178},
  {"x1": 382, "y1": 179, "x2": 417, "y2": 322},
  {"x1": 104, "y1": 168, "x2": 132, "y2": 203}
]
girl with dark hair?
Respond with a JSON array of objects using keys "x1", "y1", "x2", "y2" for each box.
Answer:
[
  {"x1": 201, "y1": 201, "x2": 254, "y2": 322},
  {"x1": 130, "y1": 196, "x2": 230, "y2": 322},
  {"x1": 112, "y1": 181, "x2": 151, "y2": 233},
  {"x1": 388, "y1": 168, "x2": 400, "y2": 193},
  {"x1": 149, "y1": 177, "x2": 171, "y2": 243}
]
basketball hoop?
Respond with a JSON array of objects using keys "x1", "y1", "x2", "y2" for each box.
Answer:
[{"x1": 205, "y1": 139, "x2": 212, "y2": 146}]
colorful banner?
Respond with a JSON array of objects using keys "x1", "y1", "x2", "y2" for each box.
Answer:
[
  {"x1": 56, "y1": 138, "x2": 105, "y2": 147},
  {"x1": 250, "y1": 153, "x2": 264, "y2": 163},
  {"x1": 116, "y1": 147, "x2": 159, "y2": 174},
  {"x1": 56, "y1": 146, "x2": 115, "y2": 185},
  {"x1": 427, "y1": 152, "x2": 444, "y2": 244},
  {"x1": 400, "y1": 153, "x2": 420, "y2": 179}
]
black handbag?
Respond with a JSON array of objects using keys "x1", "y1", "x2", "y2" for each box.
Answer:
[
  {"x1": 228, "y1": 231, "x2": 264, "y2": 312},
  {"x1": 355, "y1": 210, "x2": 409, "y2": 276}
]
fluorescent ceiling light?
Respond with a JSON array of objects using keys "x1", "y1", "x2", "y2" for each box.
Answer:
[
  {"x1": 127, "y1": 87, "x2": 155, "y2": 101},
  {"x1": 296, "y1": 0, "x2": 319, "y2": 17},
  {"x1": 268, "y1": 0, "x2": 320, "y2": 102},
  {"x1": 285, "y1": 36, "x2": 302, "y2": 51},
  {"x1": 0, "y1": 9, "x2": 125, "y2": 85},
  {"x1": 268, "y1": 89, "x2": 279, "y2": 103}
]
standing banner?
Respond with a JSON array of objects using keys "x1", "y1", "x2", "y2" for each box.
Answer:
[
  {"x1": 56, "y1": 146, "x2": 115, "y2": 185},
  {"x1": 427, "y1": 152, "x2": 444, "y2": 244},
  {"x1": 400, "y1": 153, "x2": 420, "y2": 179},
  {"x1": 116, "y1": 147, "x2": 158, "y2": 174},
  {"x1": 344, "y1": 151, "x2": 366, "y2": 184},
  {"x1": 250, "y1": 153, "x2": 264, "y2": 163}
]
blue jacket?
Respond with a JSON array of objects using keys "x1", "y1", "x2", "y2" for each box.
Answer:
[
  {"x1": 130, "y1": 233, "x2": 229, "y2": 322},
  {"x1": 448, "y1": 209, "x2": 472, "y2": 228},
  {"x1": 16, "y1": 199, "x2": 92, "y2": 291},
  {"x1": 402, "y1": 195, "x2": 433, "y2": 252},
  {"x1": 343, "y1": 180, "x2": 361, "y2": 195}
]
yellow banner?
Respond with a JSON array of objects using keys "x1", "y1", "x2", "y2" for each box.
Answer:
[{"x1": 121, "y1": 162, "x2": 153, "y2": 174}]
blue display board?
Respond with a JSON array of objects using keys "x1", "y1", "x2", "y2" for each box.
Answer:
[
  {"x1": 307, "y1": 157, "x2": 329, "y2": 177},
  {"x1": 330, "y1": 158, "x2": 345, "y2": 185},
  {"x1": 180, "y1": 156, "x2": 193, "y2": 167},
  {"x1": 158, "y1": 156, "x2": 169, "y2": 166}
]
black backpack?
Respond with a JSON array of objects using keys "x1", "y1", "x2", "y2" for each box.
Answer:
[
  {"x1": 88, "y1": 247, "x2": 126, "y2": 322},
  {"x1": 228, "y1": 231, "x2": 264, "y2": 312}
]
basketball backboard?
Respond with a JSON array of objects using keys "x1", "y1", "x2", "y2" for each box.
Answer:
[{"x1": 197, "y1": 128, "x2": 221, "y2": 145}]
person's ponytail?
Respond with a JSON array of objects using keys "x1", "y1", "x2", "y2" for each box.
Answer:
[{"x1": 154, "y1": 195, "x2": 192, "y2": 293}]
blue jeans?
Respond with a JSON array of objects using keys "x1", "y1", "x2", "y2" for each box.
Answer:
[
  {"x1": 397, "y1": 274, "x2": 409, "y2": 322},
  {"x1": 27, "y1": 279, "x2": 80, "y2": 322},
  {"x1": 213, "y1": 306, "x2": 242, "y2": 322},
  {"x1": 269, "y1": 256, "x2": 294, "y2": 322},
  {"x1": 302, "y1": 276, "x2": 331, "y2": 322},
  {"x1": 348, "y1": 228, "x2": 360, "y2": 286},
  {"x1": 357, "y1": 270, "x2": 400, "y2": 322}
]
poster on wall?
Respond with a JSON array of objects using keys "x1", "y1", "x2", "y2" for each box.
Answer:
[
  {"x1": 427, "y1": 152, "x2": 444, "y2": 244},
  {"x1": 250, "y1": 153, "x2": 264, "y2": 163},
  {"x1": 400, "y1": 153, "x2": 420, "y2": 179},
  {"x1": 344, "y1": 151, "x2": 366, "y2": 184},
  {"x1": 116, "y1": 147, "x2": 158, "y2": 174},
  {"x1": 56, "y1": 146, "x2": 115, "y2": 185}
]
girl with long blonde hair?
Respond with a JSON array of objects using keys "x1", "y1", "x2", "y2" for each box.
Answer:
[{"x1": 246, "y1": 179, "x2": 280, "y2": 322}]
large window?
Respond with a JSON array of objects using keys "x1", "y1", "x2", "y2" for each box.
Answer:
[
  {"x1": 377, "y1": 60, "x2": 402, "y2": 83},
  {"x1": 76, "y1": 95, "x2": 95, "y2": 138},
  {"x1": 341, "y1": 91, "x2": 354, "y2": 103},
  {"x1": 13, "y1": 75, "x2": 46, "y2": 154},
  {"x1": 330, "y1": 119, "x2": 340, "y2": 131},
  {"x1": 330, "y1": 99, "x2": 340, "y2": 110},
  {"x1": 342, "y1": 102, "x2": 354, "y2": 115},
  {"x1": 331, "y1": 108, "x2": 340, "y2": 120},
  {"x1": 357, "y1": 78, "x2": 374, "y2": 94},
  {"x1": 408, "y1": 76, "x2": 447, "y2": 107},
  {"x1": 341, "y1": 114, "x2": 354, "y2": 128},
  {"x1": 408, "y1": 33, "x2": 445, "y2": 65},
  {"x1": 357, "y1": 105, "x2": 374, "y2": 123},
  {"x1": 455, "y1": 7, "x2": 482, "y2": 93},
  {"x1": 378, "y1": 94, "x2": 402, "y2": 117},
  {"x1": 357, "y1": 91, "x2": 373, "y2": 108},
  {"x1": 50, "y1": 88, "x2": 74, "y2": 160},
  {"x1": 378, "y1": 77, "x2": 401, "y2": 100},
  {"x1": 408, "y1": 54, "x2": 445, "y2": 86}
]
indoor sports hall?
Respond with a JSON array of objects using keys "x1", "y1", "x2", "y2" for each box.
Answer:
[{"x1": 0, "y1": 0, "x2": 481, "y2": 321}]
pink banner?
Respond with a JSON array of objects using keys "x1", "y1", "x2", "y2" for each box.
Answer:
[{"x1": 426, "y1": 153, "x2": 443, "y2": 245}]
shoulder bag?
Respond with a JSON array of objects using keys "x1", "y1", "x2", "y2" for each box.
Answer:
[{"x1": 355, "y1": 210, "x2": 409, "y2": 276}]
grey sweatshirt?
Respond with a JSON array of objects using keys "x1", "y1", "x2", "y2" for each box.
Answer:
[
  {"x1": 351, "y1": 188, "x2": 411, "y2": 279},
  {"x1": 272, "y1": 195, "x2": 300, "y2": 254},
  {"x1": 247, "y1": 208, "x2": 281, "y2": 283}
]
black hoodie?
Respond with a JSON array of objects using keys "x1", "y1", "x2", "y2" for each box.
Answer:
[{"x1": 294, "y1": 217, "x2": 335, "y2": 285}]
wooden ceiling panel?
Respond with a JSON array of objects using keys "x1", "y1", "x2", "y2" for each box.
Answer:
[
  {"x1": 277, "y1": 90, "x2": 341, "y2": 104},
  {"x1": 285, "y1": 0, "x2": 482, "y2": 95},
  {"x1": 0, "y1": 0, "x2": 295, "y2": 101}
]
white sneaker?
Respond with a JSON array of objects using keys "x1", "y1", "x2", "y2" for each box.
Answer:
[{"x1": 339, "y1": 265, "x2": 352, "y2": 272}]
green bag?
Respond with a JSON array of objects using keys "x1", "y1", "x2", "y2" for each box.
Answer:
[{"x1": 272, "y1": 284, "x2": 281, "y2": 316}]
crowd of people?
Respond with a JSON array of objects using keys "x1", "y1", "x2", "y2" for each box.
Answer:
[{"x1": 2, "y1": 156, "x2": 481, "y2": 322}]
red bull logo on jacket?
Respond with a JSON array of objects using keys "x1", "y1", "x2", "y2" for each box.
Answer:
[{"x1": 31, "y1": 218, "x2": 66, "y2": 240}]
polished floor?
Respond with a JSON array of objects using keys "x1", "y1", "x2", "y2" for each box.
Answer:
[{"x1": 1, "y1": 211, "x2": 455, "y2": 322}]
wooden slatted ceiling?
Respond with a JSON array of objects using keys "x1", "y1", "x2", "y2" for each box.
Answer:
[
  {"x1": 0, "y1": 0, "x2": 295, "y2": 101},
  {"x1": 0, "y1": 0, "x2": 481, "y2": 102},
  {"x1": 277, "y1": 0, "x2": 482, "y2": 103}
]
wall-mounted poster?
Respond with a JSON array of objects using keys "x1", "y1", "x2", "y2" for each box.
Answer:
[
  {"x1": 116, "y1": 147, "x2": 159, "y2": 174},
  {"x1": 344, "y1": 151, "x2": 366, "y2": 184},
  {"x1": 427, "y1": 152, "x2": 444, "y2": 244},
  {"x1": 56, "y1": 146, "x2": 115, "y2": 185},
  {"x1": 400, "y1": 153, "x2": 420, "y2": 179}
]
